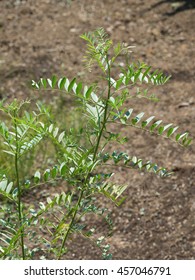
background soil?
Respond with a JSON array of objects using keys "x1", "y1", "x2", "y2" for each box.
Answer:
[{"x1": 0, "y1": 0, "x2": 195, "y2": 259}]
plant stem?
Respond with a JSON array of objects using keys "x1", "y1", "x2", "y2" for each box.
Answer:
[
  {"x1": 93, "y1": 56, "x2": 111, "y2": 161},
  {"x1": 57, "y1": 188, "x2": 84, "y2": 260},
  {"x1": 58, "y1": 55, "x2": 112, "y2": 259},
  {"x1": 14, "y1": 110, "x2": 25, "y2": 260}
]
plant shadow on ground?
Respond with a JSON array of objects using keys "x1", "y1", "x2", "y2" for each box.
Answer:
[{"x1": 150, "y1": 0, "x2": 195, "y2": 15}]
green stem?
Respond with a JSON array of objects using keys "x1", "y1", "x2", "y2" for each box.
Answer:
[
  {"x1": 93, "y1": 56, "x2": 111, "y2": 160},
  {"x1": 14, "y1": 110, "x2": 25, "y2": 260},
  {"x1": 57, "y1": 188, "x2": 84, "y2": 260},
  {"x1": 58, "y1": 55, "x2": 112, "y2": 260}
]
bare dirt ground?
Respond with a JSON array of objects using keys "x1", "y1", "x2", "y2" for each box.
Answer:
[{"x1": 0, "y1": 0, "x2": 195, "y2": 259}]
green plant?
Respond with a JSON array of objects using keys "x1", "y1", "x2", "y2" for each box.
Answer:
[
  {"x1": 0, "y1": 28, "x2": 192, "y2": 260},
  {"x1": 0, "y1": 99, "x2": 52, "y2": 259}
]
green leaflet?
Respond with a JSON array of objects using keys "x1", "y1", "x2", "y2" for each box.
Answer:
[
  {"x1": 117, "y1": 108, "x2": 192, "y2": 147},
  {"x1": 58, "y1": 77, "x2": 66, "y2": 89},
  {"x1": 150, "y1": 120, "x2": 162, "y2": 131},
  {"x1": 0, "y1": 178, "x2": 8, "y2": 192},
  {"x1": 49, "y1": 124, "x2": 54, "y2": 133},
  {"x1": 40, "y1": 78, "x2": 47, "y2": 88},
  {"x1": 132, "y1": 112, "x2": 145, "y2": 124},
  {"x1": 124, "y1": 108, "x2": 133, "y2": 120},
  {"x1": 51, "y1": 166, "x2": 58, "y2": 179},
  {"x1": 80, "y1": 28, "x2": 113, "y2": 73},
  {"x1": 100, "y1": 151, "x2": 172, "y2": 177},
  {"x1": 167, "y1": 126, "x2": 178, "y2": 137},
  {"x1": 0, "y1": 177, "x2": 14, "y2": 195},
  {"x1": 2, "y1": 150, "x2": 15, "y2": 156},
  {"x1": 60, "y1": 162, "x2": 67, "y2": 176},
  {"x1": 99, "y1": 182, "x2": 128, "y2": 206},
  {"x1": 32, "y1": 75, "x2": 98, "y2": 107},
  {"x1": 113, "y1": 63, "x2": 171, "y2": 89},
  {"x1": 141, "y1": 116, "x2": 155, "y2": 128},
  {"x1": 52, "y1": 75, "x2": 57, "y2": 88},
  {"x1": 76, "y1": 82, "x2": 82, "y2": 95},
  {"x1": 68, "y1": 78, "x2": 76, "y2": 92},
  {"x1": 34, "y1": 170, "x2": 41, "y2": 183},
  {"x1": 58, "y1": 131, "x2": 65, "y2": 143},
  {"x1": 85, "y1": 85, "x2": 94, "y2": 99},
  {"x1": 53, "y1": 127, "x2": 59, "y2": 138},
  {"x1": 43, "y1": 169, "x2": 50, "y2": 181},
  {"x1": 20, "y1": 134, "x2": 43, "y2": 155}
]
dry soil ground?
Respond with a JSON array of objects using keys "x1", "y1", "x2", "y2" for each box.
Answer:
[{"x1": 0, "y1": 0, "x2": 195, "y2": 259}]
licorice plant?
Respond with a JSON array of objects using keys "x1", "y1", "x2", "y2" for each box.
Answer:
[{"x1": 0, "y1": 28, "x2": 192, "y2": 260}]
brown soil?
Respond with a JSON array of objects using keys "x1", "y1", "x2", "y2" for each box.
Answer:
[{"x1": 0, "y1": 0, "x2": 195, "y2": 259}]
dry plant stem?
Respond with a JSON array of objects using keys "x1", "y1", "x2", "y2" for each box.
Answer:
[
  {"x1": 57, "y1": 55, "x2": 112, "y2": 260},
  {"x1": 14, "y1": 110, "x2": 25, "y2": 260}
]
